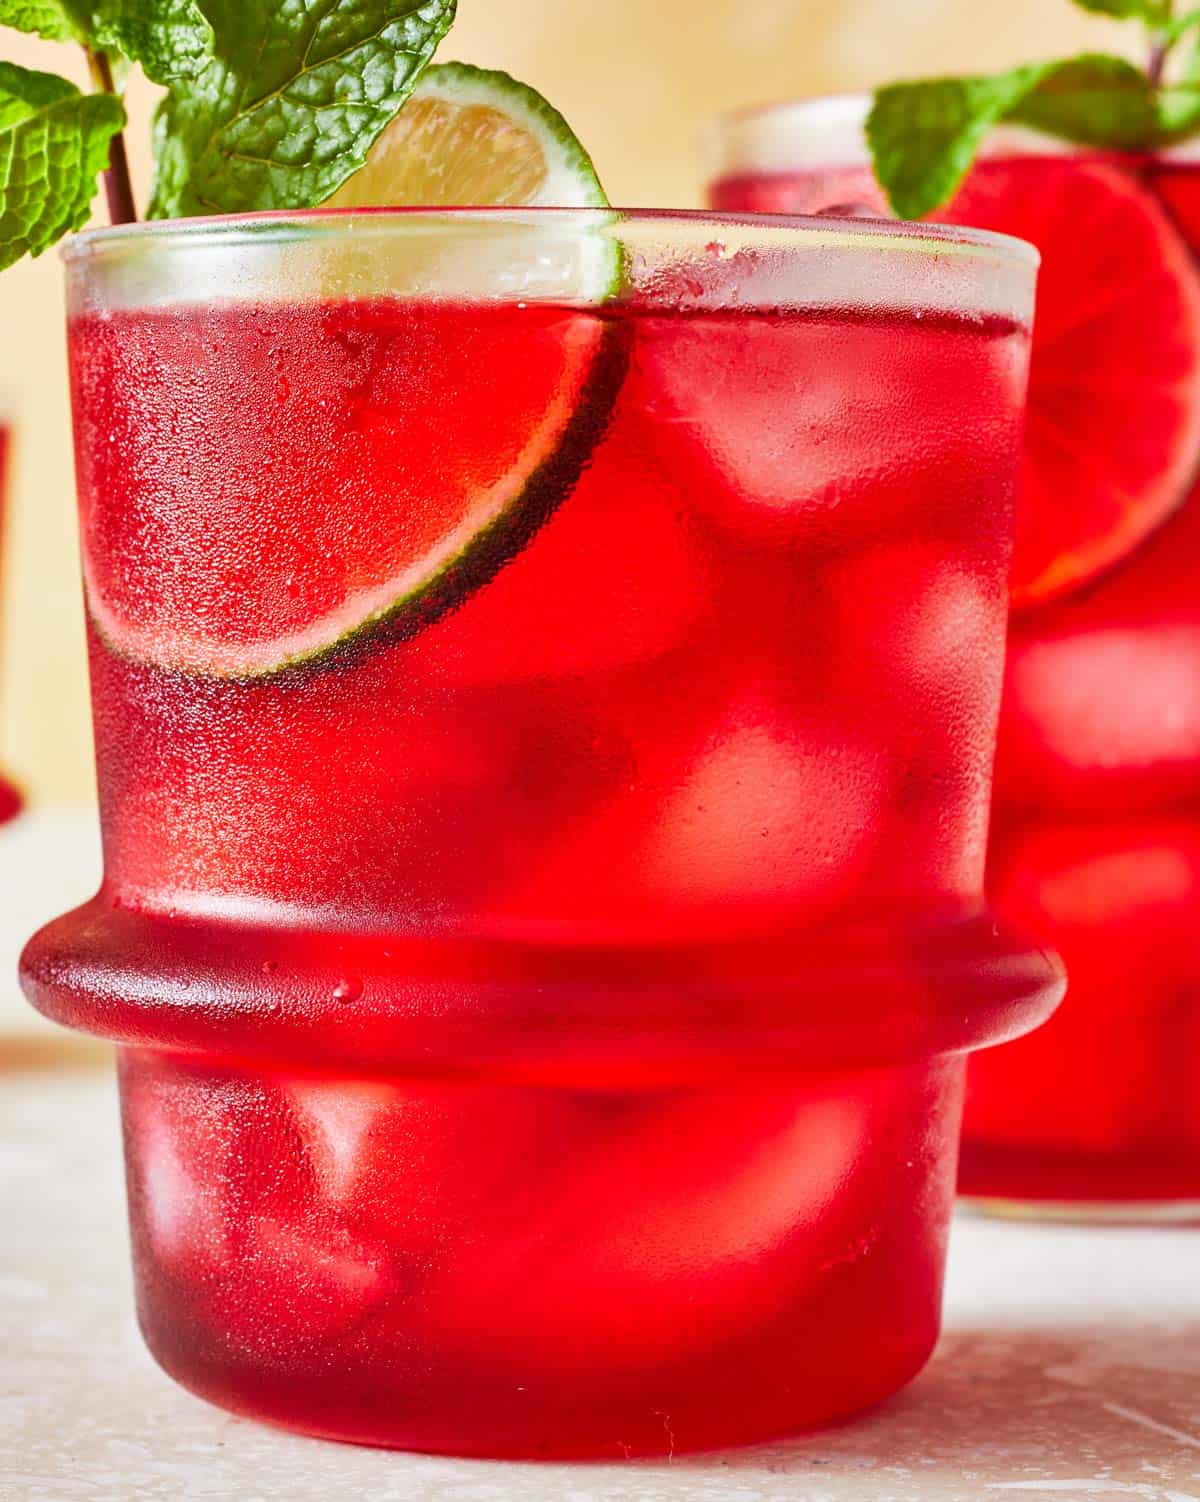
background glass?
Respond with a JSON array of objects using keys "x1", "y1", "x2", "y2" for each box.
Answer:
[{"x1": 711, "y1": 95, "x2": 1200, "y2": 1217}]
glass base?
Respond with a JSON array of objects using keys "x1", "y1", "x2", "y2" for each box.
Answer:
[
  {"x1": 961, "y1": 1195, "x2": 1200, "y2": 1226},
  {"x1": 116, "y1": 1046, "x2": 962, "y2": 1457}
]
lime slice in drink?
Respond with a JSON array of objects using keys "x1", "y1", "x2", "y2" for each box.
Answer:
[
  {"x1": 82, "y1": 301, "x2": 627, "y2": 680},
  {"x1": 83, "y1": 70, "x2": 626, "y2": 681},
  {"x1": 326, "y1": 62, "x2": 609, "y2": 211}
]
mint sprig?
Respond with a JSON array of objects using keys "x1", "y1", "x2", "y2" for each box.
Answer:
[
  {"x1": 0, "y1": 0, "x2": 458, "y2": 269},
  {"x1": 149, "y1": 0, "x2": 456, "y2": 218},
  {"x1": 868, "y1": 0, "x2": 1200, "y2": 219},
  {"x1": 0, "y1": 61, "x2": 123, "y2": 269}
]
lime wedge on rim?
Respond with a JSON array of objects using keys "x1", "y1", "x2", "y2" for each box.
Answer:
[
  {"x1": 327, "y1": 62, "x2": 610, "y2": 211},
  {"x1": 83, "y1": 66, "x2": 628, "y2": 682},
  {"x1": 322, "y1": 62, "x2": 622, "y2": 306}
]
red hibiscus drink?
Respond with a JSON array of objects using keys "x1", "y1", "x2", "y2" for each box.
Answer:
[
  {"x1": 21, "y1": 209, "x2": 1057, "y2": 1455},
  {"x1": 713, "y1": 98, "x2": 1200, "y2": 1216}
]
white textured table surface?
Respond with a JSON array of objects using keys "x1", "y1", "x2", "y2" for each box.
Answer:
[{"x1": 2, "y1": 815, "x2": 1200, "y2": 1502}]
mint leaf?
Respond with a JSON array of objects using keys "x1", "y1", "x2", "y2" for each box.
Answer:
[
  {"x1": 1007, "y1": 55, "x2": 1159, "y2": 146},
  {"x1": 0, "y1": 61, "x2": 123, "y2": 271},
  {"x1": 1163, "y1": 6, "x2": 1200, "y2": 43},
  {"x1": 1168, "y1": 9, "x2": 1200, "y2": 107},
  {"x1": 867, "y1": 67, "x2": 1048, "y2": 220},
  {"x1": 0, "y1": 1, "x2": 211, "y2": 81},
  {"x1": 79, "y1": 1, "x2": 213, "y2": 84},
  {"x1": 1071, "y1": 0, "x2": 1161, "y2": 16},
  {"x1": 148, "y1": 0, "x2": 456, "y2": 218},
  {"x1": 0, "y1": 1, "x2": 76, "y2": 40},
  {"x1": 870, "y1": 55, "x2": 1169, "y2": 217},
  {"x1": 1157, "y1": 88, "x2": 1200, "y2": 134}
]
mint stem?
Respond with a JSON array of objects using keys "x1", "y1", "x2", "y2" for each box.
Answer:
[
  {"x1": 84, "y1": 49, "x2": 136, "y2": 225},
  {"x1": 1147, "y1": 31, "x2": 1171, "y2": 87},
  {"x1": 1148, "y1": 36, "x2": 1169, "y2": 87}
]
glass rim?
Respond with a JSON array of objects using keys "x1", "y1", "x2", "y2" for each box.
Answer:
[
  {"x1": 714, "y1": 90, "x2": 1200, "y2": 174},
  {"x1": 61, "y1": 203, "x2": 1039, "y2": 271}
]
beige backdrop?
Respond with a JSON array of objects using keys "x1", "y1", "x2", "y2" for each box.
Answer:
[{"x1": 0, "y1": 0, "x2": 1125, "y2": 805}]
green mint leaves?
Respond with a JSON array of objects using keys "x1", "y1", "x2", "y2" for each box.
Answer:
[
  {"x1": 0, "y1": 0, "x2": 458, "y2": 269},
  {"x1": 149, "y1": 0, "x2": 456, "y2": 218},
  {"x1": 0, "y1": 1, "x2": 212, "y2": 82},
  {"x1": 869, "y1": 0, "x2": 1200, "y2": 218},
  {"x1": 0, "y1": 2, "x2": 76, "y2": 41},
  {"x1": 1005, "y1": 55, "x2": 1163, "y2": 144},
  {"x1": 868, "y1": 68, "x2": 1050, "y2": 224},
  {"x1": 79, "y1": 1, "x2": 212, "y2": 85},
  {"x1": 0, "y1": 61, "x2": 123, "y2": 269}
]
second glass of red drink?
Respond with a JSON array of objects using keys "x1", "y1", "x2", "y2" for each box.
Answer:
[{"x1": 712, "y1": 95, "x2": 1200, "y2": 1217}]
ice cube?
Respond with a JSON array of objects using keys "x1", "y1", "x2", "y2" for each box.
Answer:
[
  {"x1": 287, "y1": 1078, "x2": 593, "y2": 1264},
  {"x1": 491, "y1": 683, "x2": 888, "y2": 939},
  {"x1": 418, "y1": 1084, "x2": 872, "y2": 1373},
  {"x1": 642, "y1": 711, "x2": 887, "y2": 915}
]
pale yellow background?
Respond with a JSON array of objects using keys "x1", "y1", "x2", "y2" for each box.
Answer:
[{"x1": 0, "y1": 0, "x2": 1132, "y2": 805}]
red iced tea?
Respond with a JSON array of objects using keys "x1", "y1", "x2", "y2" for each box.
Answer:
[
  {"x1": 23, "y1": 211, "x2": 1057, "y2": 1453},
  {"x1": 713, "y1": 100, "x2": 1200, "y2": 1211}
]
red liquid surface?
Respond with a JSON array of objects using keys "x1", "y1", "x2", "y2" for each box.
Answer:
[
  {"x1": 23, "y1": 291, "x2": 1053, "y2": 1453},
  {"x1": 715, "y1": 155, "x2": 1200, "y2": 1206}
]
